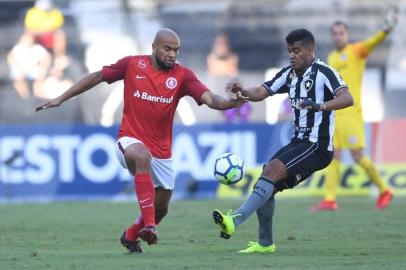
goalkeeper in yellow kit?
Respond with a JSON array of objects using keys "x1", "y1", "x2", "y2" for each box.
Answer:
[{"x1": 310, "y1": 14, "x2": 397, "y2": 211}]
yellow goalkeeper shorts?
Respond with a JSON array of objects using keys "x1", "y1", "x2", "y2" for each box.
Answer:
[{"x1": 334, "y1": 112, "x2": 366, "y2": 149}]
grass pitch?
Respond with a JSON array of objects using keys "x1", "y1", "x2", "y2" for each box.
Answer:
[{"x1": 0, "y1": 198, "x2": 405, "y2": 270}]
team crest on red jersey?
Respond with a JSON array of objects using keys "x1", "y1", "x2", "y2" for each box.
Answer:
[
  {"x1": 166, "y1": 77, "x2": 177, "y2": 89},
  {"x1": 138, "y1": 59, "x2": 147, "y2": 69}
]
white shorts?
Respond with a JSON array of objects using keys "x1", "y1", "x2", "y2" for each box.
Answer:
[{"x1": 116, "y1": 136, "x2": 175, "y2": 190}]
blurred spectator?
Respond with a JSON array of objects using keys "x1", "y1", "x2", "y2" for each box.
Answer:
[
  {"x1": 7, "y1": 32, "x2": 51, "y2": 99},
  {"x1": 24, "y1": 0, "x2": 68, "y2": 69},
  {"x1": 207, "y1": 33, "x2": 251, "y2": 123},
  {"x1": 36, "y1": 63, "x2": 73, "y2": 99},
  {"x1": 207, "y1": 33, "x2": 239, "y2": 78}
]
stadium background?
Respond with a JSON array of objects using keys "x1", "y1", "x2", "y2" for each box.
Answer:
[{"x1": 1, "y1": 0, "x2": 406, "y2": 202}]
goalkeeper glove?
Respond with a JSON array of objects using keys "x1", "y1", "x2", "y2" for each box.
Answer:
[{"x1": 383, "y1": 7, "x2": 398, "y2": 33}]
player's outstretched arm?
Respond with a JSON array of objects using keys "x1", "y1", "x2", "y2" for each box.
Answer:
[
  {"x1": 35, "y1": 71, "x2": 104, "y2": 111},
  {"x1": 226, "y1": 82, "x2": 269, "y2": 102},
  {"x1": 300, "y1": 87, "x2": 353, "y2": 111},
  {"x1": 360, "y1": 8, "x2": 398, "y2": 54},
  {"x1": 200, "y1": 90, "x2": 247, "y2": 110}
]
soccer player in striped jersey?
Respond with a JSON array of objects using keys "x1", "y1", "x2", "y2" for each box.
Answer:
[
  {"x1": 310, "y1": 13, "x2": 397, "y2": 211},
  {"x1": 212, "y1": 29, "x2": 353, "y2": 253},
  {"x1": 35, "y1": 29, "x2": 246, "y2": 253}
]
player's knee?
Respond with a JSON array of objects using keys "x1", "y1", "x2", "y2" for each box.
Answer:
[
  {"x1": 135, "y1": 156, "x2": 152, "y2": 170},
  {"x1": 262, "y1": 163, "x2": 274, "y2": 178},
  {"x1": 262, "y1": 159, "x2": 287, "y2": 182},
  {"x1": 133, "y1": 150, "x2": 152, "y2": 170}
]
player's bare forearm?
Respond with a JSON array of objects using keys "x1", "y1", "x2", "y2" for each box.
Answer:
[
  {"x1": 226, "y1": 82, "x2": 269, "y2": 102},
  {"x1": 35, "y1": 71, "x2": 103, "y2": 111},
  {"x1": 322, "y1": 87, "x2": 353, "y2": 111},
  {"x1": 57, "y1": 71, "x2": 103, "y2": 103},
  {"x1": 241, "y1": 86, "x2": 269, "y2": 102},
  {"x1": 201, "y1": 91, "x2": 243, "y2": 110}
]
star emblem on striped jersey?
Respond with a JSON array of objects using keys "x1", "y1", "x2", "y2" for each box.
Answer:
[{"x1": 304, "y1": 79, "x2": 313, "y2": 92}]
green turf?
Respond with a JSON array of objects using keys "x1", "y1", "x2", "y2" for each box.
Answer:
[{"x1": 0, "y1": 198, "x2": 405, "y2": 270}]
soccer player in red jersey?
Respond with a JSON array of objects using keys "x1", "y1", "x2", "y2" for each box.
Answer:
[{"x1": 35, "y1": 29, "x2": 245, "y2": 253}]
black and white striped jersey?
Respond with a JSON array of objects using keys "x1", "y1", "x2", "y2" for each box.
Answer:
[{"x1": 262, "y1": 58, "x2": 347, "y2": 151}]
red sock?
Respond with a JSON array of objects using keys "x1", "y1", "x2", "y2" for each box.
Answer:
[
  {"x1": 134, "y1": 173, "x2": 156, "y2": 227},
  {"x1": 126, "y1": 215, "x2": 144, "y2": 241}
]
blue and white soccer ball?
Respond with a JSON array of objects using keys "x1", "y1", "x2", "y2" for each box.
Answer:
[{"x1": 214, "y1": 153, "x2": 244, "y2": 185}]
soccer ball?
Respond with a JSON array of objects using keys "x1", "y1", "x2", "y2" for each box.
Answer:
[{"x1": 214, "y1": 153, "x2": 244, "y2": 185}]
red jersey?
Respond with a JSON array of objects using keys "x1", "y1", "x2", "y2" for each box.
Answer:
[{"x1": 101, "y1": 55, "x2": 209, "y2": 159}]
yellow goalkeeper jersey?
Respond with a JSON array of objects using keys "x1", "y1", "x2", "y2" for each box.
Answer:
[{"x1": 327, "y1": 31, "x2": 387, "y2": 116}]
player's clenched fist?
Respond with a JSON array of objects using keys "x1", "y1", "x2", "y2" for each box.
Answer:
[
  {"x1": 225, "y1": 82, "x2": 249, "y2": 102},
  {"x1": 35, "y1": 98, "x2": 62, "y2": 111},
  {"x1": 225, "y1": 81, "x2": 242, "y2": 93}
]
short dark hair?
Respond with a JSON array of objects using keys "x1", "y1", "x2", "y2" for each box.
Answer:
[
  {"x1": 285, "y1": 29, "x2": 315, "y2": 47},
  {"x1": 331, "y1": 21, "x2": 348, "y2": 31}
]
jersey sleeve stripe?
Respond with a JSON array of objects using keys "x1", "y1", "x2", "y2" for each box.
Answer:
[
  {"x1": 263, "y1": 66, "x2": 291, "y2": 94},
  {"x1": 261, "y1": 83, "x2": 275, "y2": 96},
  {"x1": 332, "y1": 85, "x2": 347, "y2": 94}
]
